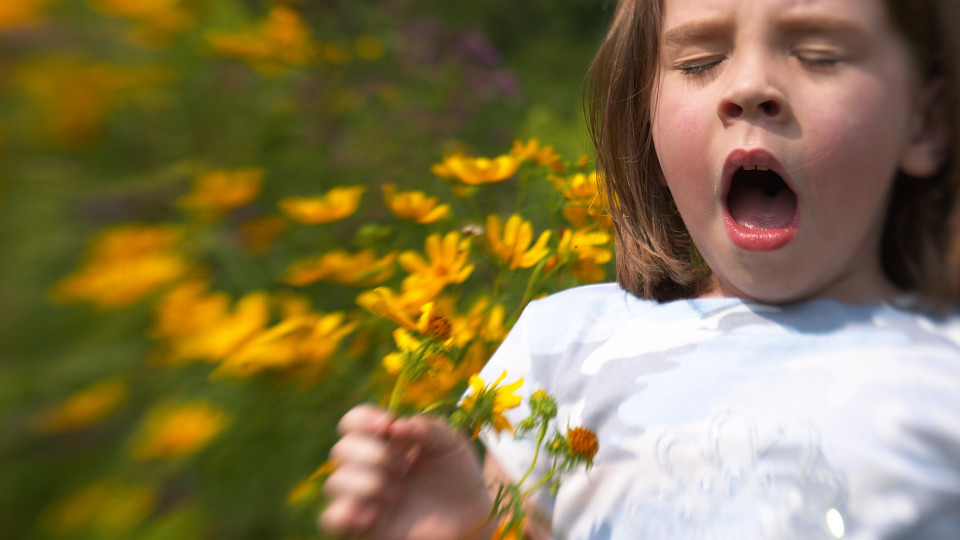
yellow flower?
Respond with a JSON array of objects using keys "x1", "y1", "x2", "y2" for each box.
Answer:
[
  {"x1": 31, "y1": 378, "x2": 127, "y2": 433},
  {"x1": 206, "y1": 6, "x2": 316, "y2": 73},
  {"x1": 177, "y1": 166, "x2": 263, "y2": 220},
  {"x1": 40, "y1": 479, "x2": 156, "y2": 537},
  {"x1": 15, "y1": 59, "x2": 170, "y2": 145},
  {"x1": 382, "y1": 183, "x2": 450, "y2": 223},
  {"x1": 130, "y1": 401, "x2": 228, "y2": 460},
  {"x1": 239, "y1": 215, "x2": 288, "y2": 254},
  {"x1": 214, "y1": 311, "x2": 358, "y2": 378},
  {"x1": 491, "y1": 519, "x2": 524, "y2": 540},
  {"x1": 152, "y1": 285, "x2": 270, "y2": 364},
  {"x1": 431, "y1": 153, "x2": 519, "y2": 185},
  {"x1": 486, "y1": 214, "x2": 551, "y2": 269},
  {"x1": 510, "y1": 138, "x2": 561, "y2": 169},
  {"x1": 283, "y1": 249, "x2": 396, "y2": 287},
  {"x1": 356, "y1": 286, "x2": 434, "y2": 330},
  {"x1": 415, "y1": 301, "x2": 454, "y2": 344},
  {"x1": 560, "y1": 172, "x2": 613, "y2": 228},
  {"x1": 556, "y1": 227, "x2": 612, "y2": 264},
  {"x1": 457, "y1": 370, "x2": 523, "y2": 438},
  {"x1": 90, "y1": 0, "x2": 192, "y2": 46},
  {"x1": 0, "y1": 0, "x2": 55, "y2": 30},
  {"x1": 552, "y1": 227, "x2": 612, "y2": 283},
  {"x1": 399, "y1": 231, "x2": 475, "y2": 293},
  {"x1": 287, "y1": 460, "x2": 338, "y2": 504},
  {"x1": 51, "y1": 224, "x2": 188, "y2": 309},
  {"x1": 279, "y1": 186, "x2": 365, "y2": 224},
  {"x1": 382, "y1": 328, "x2": 461, "y2": 409}
]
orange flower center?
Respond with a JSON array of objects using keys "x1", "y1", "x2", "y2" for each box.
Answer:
[
  {"x1": 425, "y1": 315, "x2": 452, "y2": 342},
  {"x1": 567, "y1": 426, "x2": 599, "y2": 461}
]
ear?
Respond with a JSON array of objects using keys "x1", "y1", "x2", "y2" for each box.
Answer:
[{"x1": 899, "y1": 79, "x2": 950, "y2": 178}]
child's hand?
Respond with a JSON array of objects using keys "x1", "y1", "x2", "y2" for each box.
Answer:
[{"x1": 318, "y1": 404, "x2": 496, "y2": 540}]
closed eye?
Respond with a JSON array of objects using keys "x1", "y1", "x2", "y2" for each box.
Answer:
[
  {"x1": 677, "y1": 57, "x2": 725, "y2": 76},
  {"x1": 795, "y1": 54, "x2": 840, "y2": 70}
]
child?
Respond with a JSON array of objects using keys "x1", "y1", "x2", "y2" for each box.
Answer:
[{"x1": 320, "y1": 0, "x2": 960, "y2": 537}]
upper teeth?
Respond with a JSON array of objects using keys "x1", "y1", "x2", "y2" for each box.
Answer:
[{"x1": 742, "y1": 165, "x2": 769, "y2": 171}]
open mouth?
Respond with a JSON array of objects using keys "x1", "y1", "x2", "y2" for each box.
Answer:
[{"x1": 726, "y1": 166, "x2": 797, "y2": 230}]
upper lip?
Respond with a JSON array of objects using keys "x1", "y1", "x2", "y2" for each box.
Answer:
[{"x1": 720, "y1": 148, "x2": 795, "y2": 201}]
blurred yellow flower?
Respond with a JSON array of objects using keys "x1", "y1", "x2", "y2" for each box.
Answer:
[
  {"x1": 287, "y1": 460, "x2": 338, "y2": 505},
  {"x1": 486, "y1": 214, "x2": 551, "y2": 269},
  {"x1": 89, "y1": 0, "x2": 192, "y2": 46},
  {"x1": 382, "y1": 183, "x2": 450, "y2": 224},
  {"x1": 457, "y1": 370, "x2": 523, "y2": 438},
  {"x1": 214, "y1": 311, "x2": 358, "y2": 378},
  {"x1": 206, "y1": 6, "x2": 316, "y2": 73},
  {"x1": 354, "y1": 35, "x2": 384, "y2": 60},
  {"x1": 130, "y1": 401, "x2": 228, "y2": 460},
  {"x1": 382, "y1": 328, "x2": 462, "y2": 409},
  {"x1": 153, "y1": 285, "x2": 270, "y2": 364},
  {"x1": 0, "y1": 0, "x2": 56, "y2": 30},
  {"x1": 177, "y1": 166, "x2": 263, "y2": 220},
  {"x1": 553, "y1": 227, "x2": 612, "y2": 283},
  {"x1": 239, "y1": 215, "x2": 288, "y2": 254},
  {"x1": 41, "y1": 479, "x2": 156, "y2": 537},
  {"x1": 415, "y1": 301, "x2": 454, "y2": 345},
  {"x1": 283, "y1": 249, "x2": 396, "y2": 287},
  {"x1": 560, "y1": 171, "x2": 613, "y2": 228},
  {"x1": 51, "y1": 224, "x2": 188, "y2": 309},
  {"x1": 399, "y1": 231, "x2": 475, "y2": 293},
  {"x1": 556, "y1": 227, "x2": 612, "y2": 265},
  {"x1": 356, "y1": 286, "x2": 433, "y2": 330},
  {"x1": 510, "y1": 138, "x2": 561, "y2": 169},
  {"x1": 15, "y1": 59, "x2": 170, "y2": 145},
  {"x1": 431, "y1": 153, "x2": 519, "y2": 185},
  {"x1": 279, "y1": 186, "x2": 365, "y2": 224},
  {"x1": 491, "y1": 519, "x2": 524, "y2": 540},
  {"x1": 31, "y1": 378, "x2": 127, "y2": 433}
]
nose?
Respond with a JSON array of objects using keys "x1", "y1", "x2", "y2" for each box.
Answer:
[{"x1": 717, "y1": 60, "x2": 789, "y2": 124}]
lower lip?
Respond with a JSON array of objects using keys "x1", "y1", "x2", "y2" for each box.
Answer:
[{"x1": 723, "y1": 214, "x2": 798, "y2": 251}]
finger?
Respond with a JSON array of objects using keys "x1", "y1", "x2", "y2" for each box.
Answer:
[
  {"x1": 388, "y1": 414, "x2": 464, "y2": 456},
  {"x1": 329, "y1": 434, "x2": 406, "y2": 472},
  {"x1": 337, "y1": 404, "x2": 393, "y2": 438},
  {"x1": 318, "y1": 496, "x2": 379, "y2": 537},
  {"x1": 323, "y1": 463, "x2": 401, "y2": 502}
]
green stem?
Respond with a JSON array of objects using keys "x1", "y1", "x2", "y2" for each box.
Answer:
[
  {"x1": 517, "y1": 421, "x2": 549, "y2": 488},
  {"x1": 520, "y1": 467, "x2": 555, "y2": 499},
  {"x1": 517, "y1": 256, "x2": 548, "y2": 316},
  {"x1": 387, "y1": 375, "x2": 409, "y2": 413}
]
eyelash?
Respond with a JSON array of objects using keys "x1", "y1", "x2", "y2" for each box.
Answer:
[
  {"x1": 678, "y1": 58, "x2": 724, "y2": 77},
  {"x1": 676, "y1": 53, "x2": 840, "y2": 77},
  {"x1": 796, "y1": 55, "x2": 840, "y2": 69}
]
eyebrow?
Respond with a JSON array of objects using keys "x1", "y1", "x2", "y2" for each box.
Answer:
[
  {"x1": 661, "y1": 14, "x2": 867, "y2": 47},
  {"x1": 775, "y1": 15, "x2": 868, "y2": 39},
  {"x1": 662, "y1": 19, "x2": 731, "y2": 47}
]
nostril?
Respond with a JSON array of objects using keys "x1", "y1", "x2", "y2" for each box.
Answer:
[
  {"x1": 760, "y1": 100, "x2": 780, "y2": 116},
  {"x1": 722, "y1": 102, "x2": 744, "y2": 118}
]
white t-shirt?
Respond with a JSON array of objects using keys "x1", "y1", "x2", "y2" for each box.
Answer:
[{"x1": 478, "y1": 283, "x2": 960, "y2": 540}]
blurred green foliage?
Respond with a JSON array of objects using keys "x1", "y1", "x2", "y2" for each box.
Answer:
[{"x1": 0, "y1": 1, "x2": 610, "y2": 538}]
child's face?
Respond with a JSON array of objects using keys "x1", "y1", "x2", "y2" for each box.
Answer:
[{"x1": 651, "y1": 0, "x2": 931, "y2": 303}]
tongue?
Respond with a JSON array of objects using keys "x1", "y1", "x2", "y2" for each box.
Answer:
[{"x1": 727, "y1": 174, "x2": 797, "y2": 230}]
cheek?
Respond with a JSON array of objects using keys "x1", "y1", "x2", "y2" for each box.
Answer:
[
  {"x1": 653, "y1": 88, "x2": 712, "y2": 184},
  {"x1": 800, "y1": 74, "x2": 911, "y2": 200}
]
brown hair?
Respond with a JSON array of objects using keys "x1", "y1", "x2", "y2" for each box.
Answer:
[{"x1": 585, "y1": 0, "x2": 960, "y2": 308}]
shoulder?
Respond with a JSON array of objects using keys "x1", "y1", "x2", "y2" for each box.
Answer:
[{"x1": 515, "y1": 283, "x2": 654, "y2": 348}]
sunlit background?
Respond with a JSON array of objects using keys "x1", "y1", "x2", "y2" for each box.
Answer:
[{"x1": 0, "y1": 1, "x2": 613, "y2": 538}]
